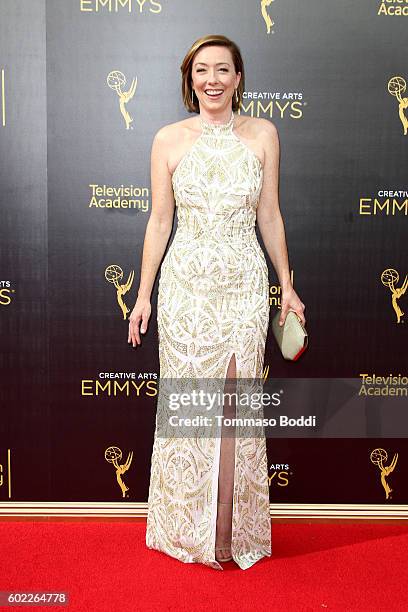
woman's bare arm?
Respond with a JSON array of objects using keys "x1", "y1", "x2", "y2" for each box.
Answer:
[
  {"x1": 256, "y1": 119, "x2": 305, "y2": 325},
  {"x1": 128, "y1": 126, "x2": 175, "y2": 346},
  {"x1": 137, "y1": 126, "x2": 175, "y2": 299}
]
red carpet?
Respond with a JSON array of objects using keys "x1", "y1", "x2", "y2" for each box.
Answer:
[{"x1": 0, "y1": 521, "x2": 407, "y2": 611}]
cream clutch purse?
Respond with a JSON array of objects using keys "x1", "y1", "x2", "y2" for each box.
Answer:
[{"x1": 271, "y1": 310, "x2": 308, "y2": 361}]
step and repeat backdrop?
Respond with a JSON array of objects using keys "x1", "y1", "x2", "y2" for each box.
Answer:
[{"x1": 0, "y1": 0, "x2": 407, "y2": 513}]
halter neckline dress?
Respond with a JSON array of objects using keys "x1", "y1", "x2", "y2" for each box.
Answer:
[{"x1": 146, "y1": 110, "x2": 272, "y2": 570}]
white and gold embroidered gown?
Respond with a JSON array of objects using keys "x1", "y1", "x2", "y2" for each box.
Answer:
[{"x1": 146, "y1": 111, "x2": 271, "y2": 570}]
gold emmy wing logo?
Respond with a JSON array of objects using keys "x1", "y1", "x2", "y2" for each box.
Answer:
[
  {"x1": 381, "y1": 268, "x2": 407, "y2": 323},
  {"x1": 107, "y1": 70, "x2": 137, "y2": 130},
  {"x1": 105, "y1": 264, "x2": 134, "y2": 320},
  {"x1": 261, "y1": 0, "x2": 275, "y2": 34},
  {"x1": 370, "y1": 448, "x2": 398, "y2": 500},
  {"x1": 105, "y1": 446, "x2": 133, "y2": 498},
  {"x1": 262, "y1": 364, "x2": 270, "y2": 382},
  {"x1": 387, "y1": 76, "x2": 408, "y2": 135}
]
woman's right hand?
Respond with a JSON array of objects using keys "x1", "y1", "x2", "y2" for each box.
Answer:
[{"x1": 128, "y1": 297, "x2": 151, "y2": 347}]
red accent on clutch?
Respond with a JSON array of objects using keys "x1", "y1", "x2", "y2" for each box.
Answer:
[{"x1": 292, "y1": 344, "x2": 308, "y2": 361}]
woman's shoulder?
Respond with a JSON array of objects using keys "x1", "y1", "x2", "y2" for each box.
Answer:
[
  {"x1": 237, "y1": 114, "x2": 278, "y2": 139},
  {"x1": 153, "y1": 117, "x2": 197, "y2": 146},
  {"x1": 235, "y1": 116, "x2": 279, "y2": 163}
]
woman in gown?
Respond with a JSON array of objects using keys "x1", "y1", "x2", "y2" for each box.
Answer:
[{"x1": 128, "y1": 35, "x2": 306, "y2": 570}]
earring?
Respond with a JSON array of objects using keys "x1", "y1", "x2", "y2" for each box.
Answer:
[
  {"x1": 235, "y1": 89, "x2": 238, "y2": 103},
  {"x1": 191, "y1": 89, "x2": 195, "y2": 104}
]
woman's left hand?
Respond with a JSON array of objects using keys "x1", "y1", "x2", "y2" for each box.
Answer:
[{"x1": 280, "y1": 287, "x2": 306, "y2": 326}]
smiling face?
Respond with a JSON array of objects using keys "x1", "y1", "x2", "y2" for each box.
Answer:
[{"x1": 191, "y1": 45, "x2": 241, "y2": 114}]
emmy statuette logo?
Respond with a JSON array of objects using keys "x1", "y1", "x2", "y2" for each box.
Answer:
[
  {"x1": 107, "y1": 70, "x2": 137, "y2": 130},
  {"x1": 105, "y1": 264, "x2": 134, "y2": 320},
  {"x1": 388, "y1": 76, "x2": 408, "y2": 135},
  {"x1": 370, "y1": 448, "x2": 398, "y2": 500},
  {"x1": 105, "y1": 446, "x2": 133, "y2": 498},
  {"x1": 261, "y1": 0, "x2": 275, "y2": 34},
  {"x1": 381, "y1": 268, "x2": 407, "y2": 323}
]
